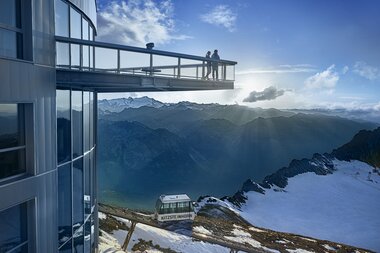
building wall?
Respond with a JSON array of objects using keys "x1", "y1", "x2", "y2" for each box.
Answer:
[
  {"x1": 0, "y1": 0, "x2": 98, "y2": 252},
  {"x1": 0, "y1": 0, "x2": 58, "y2": 251}
]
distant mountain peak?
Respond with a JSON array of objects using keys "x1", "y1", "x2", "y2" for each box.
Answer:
[{"x1": 98, "y1": 97, "x2": 166, "y2": 113}]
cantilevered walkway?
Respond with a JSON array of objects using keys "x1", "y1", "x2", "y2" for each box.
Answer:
[{"x1": 55, "y1": 36, "x2": 237, "y2": 92}]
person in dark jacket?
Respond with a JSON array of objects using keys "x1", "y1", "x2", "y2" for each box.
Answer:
[
  {"x1": 205, "y1": 51, "x2": 211, "y2": 79},
  {"x1": 211, "y1": 49, "x2": 220, "y2": 80}
]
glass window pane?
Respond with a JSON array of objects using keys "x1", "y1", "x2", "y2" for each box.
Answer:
[
  {"x1": 59, "y1": 238, "x2": 72, "y2": 253},
  {"x1": 72, "y1": 91, "x2": 83, "y2": 158},
  {"x1": 55, "y1": 0, "x2": 69, "y2": 37},
  {"x1": 82, "y1": 46, "x2": 89, "y2": 69},
  {"x1": 89, "y1": 26, "x2": 93, "y2": 41},
  {"x1": 57, "y1": 90, "x2": 71, "y2": 164},
  {"x1": 56, "y1": 42, "x2": 69, "y2": 67},
  {"x1": 0, "y1": 104, "x2": 24, "y2": 149},
  {"x1": 89, "y1": 46, "x2": 93, "y2": 69},
  {"x1": 82, "y1": 18, "x2": 89, "y2": 40},
  {"x1": 83, "y1": 92, "x2": 90, "y2": 151},
  {"x1": 90, "y1": 152, "x2": 95, "y2": 208},
  {"x1": 0, "y1": 0, "x2": 20, "y2": 27},
  {"x1": 58, "y1": 163, "x2": 72, "y2": 247},
  {"x1": 0, "y1": 29, "x2": 17, "y2": 58},
  {"x1": 84, "y1": 154, "x2": 91, "y2": 217},
  {"x1": 73, "y1": 158, "x2": 84, "y2": 229},
  {"x1": 89, "y1": 93, "x2": 94, "y2": 148},
  {"x1": 0, "y1": 149, "x2": 25, "y2": 179},
  {"x1": 70, "y1": 44, "x2": 80, "y2": 69},
  {"x1": 73, "y1": 228, "x2": 84, "y2": 253},
  {"x1": 0, "y1": 203, "x2": 27, "y2": 252},
  {"x1": 84, "y1": 218, "x2": 91, "y2": 252},
  {"x1": 70, "y1": 7, "x2": 81, "y2": 39}
]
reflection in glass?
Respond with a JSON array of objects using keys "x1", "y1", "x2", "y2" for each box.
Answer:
[
  {"x1": 89, "y1": 46, "x2": 94, "y2": 69},
  {"x1": 84, "y1": 154, "x2": 91, "y2": 217},
  {"x1": 84, "y1": 218, "x2": 91, "y2": 252},
  {"x1": 70, "y1": 44, "x2": 80, "y2": 69},
  {"x1": 55, "y1": 0, "x2": 69, "y2": 37},
  {"x1": 89, "y1": 92, "x2": 94, "y2": 149},
  {"x1": 59, "y1": 238, "x2": 72, "y2": 253},
  {"x1": 0, "y1": 0, "x2": 20, "y2": 27},
  {"x1": 0, "y1": 104, "x2": 22, "y2": 149},
  {"x1": 82, "y1": 18, "x2": 89, "y2": 40},
  {"x1": 58, "y1": 163, "x2": 72, "y2": 248},
  {"x1": 83, "y1": 92, "x2": 90, "y2": 151},
  {"x1": 89, "y1": 26, "x2": 93, "y2": 41},
  {"x1": 73, "y1": 158, "x2": 84, "y2": 229},
  {"x1": 56, "y1": 42, "x2": 69, "y2": 67},
  {"x1": 57, "y1": 90, "x2": 71, "y2": 164},
  {"x1": 0, "y1": 149, "x2": 25, "y2": 179},
  {"x1": 0, "y1": 29, "x2": 17, "y2": 58},
  {"x1": 70, "y1": 7, "x2": 81, "y2": 39},
  {"x1": 72, "y1": 91, "x2": 83, "y2": 158},
  {"x1": 0, "y1": 203, "x2": 27, "y2": 253},
  {"x1": 82, "y1": 46, "x2": 89, "y2": 69},
  {"x1": 73, "y1": 228, "x2": 84, "y2": 253}
]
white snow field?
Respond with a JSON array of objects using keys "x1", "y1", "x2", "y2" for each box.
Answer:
[
  {"x1": 240, "y1": 160, "x2": 380, "y2": 252},
  {"x1": 101, "y1": 216, "x2": 230, "y2": 253}
]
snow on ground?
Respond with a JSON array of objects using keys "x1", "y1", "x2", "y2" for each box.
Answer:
[
  {"x1": 195, "y1": 196, "x2": 239, "y2": 214},
  {"x1": 286, "y1": 249, "x2": 314, "y2": 253},
  {"x1": 248, "y1": 226, "x2": 265, "y2": 233},
  {"x1": 323, "y1": 244, "x2": 336, "y2": 251},
  {"x1": 240, "y1": 160, "x2": 380, "y2": 252},
  {"x1": 108, "y1": 216, "x2": 230, "y2": 253},
  {"x1": 98, "y1": 230, "x2": 125, "y2": 253},
  {"x1": 193, "y1": 226, "x2": 213, "y2": 235},
  {"x1": 98, "y1": 211, "x2": 106, "y2": 220}
]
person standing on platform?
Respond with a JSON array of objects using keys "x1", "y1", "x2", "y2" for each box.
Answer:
[
  {"x1": 211, "y1": 49, "x2": 220, "y2": 80},
  {"x1": 205, "y1": 51, "x2": 211, "y2": 79}
]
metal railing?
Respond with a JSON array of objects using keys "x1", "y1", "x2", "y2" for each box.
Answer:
[{"x1": 55, "y1": 36, "x2": 237, "y2": 82}]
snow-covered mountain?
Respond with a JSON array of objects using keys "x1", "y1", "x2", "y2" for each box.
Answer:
[
  {"x1": 237, "y1": 159, "x2": 380, "y2": 252},
  {"x1": 98, "y1": 96, "x2": 166, "y2": 113},
  {"x1": 226, "y1": 127, "x2": 380, "y2": 252}
]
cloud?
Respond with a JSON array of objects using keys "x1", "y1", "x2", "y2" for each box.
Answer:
[
  {"x1": 200, "y1": 5, "x2": 237, "y2": 32},
  {"x1": 305, "y1": 64, "x2": 339, "y2": 89},
  {"x1": 342, "y1": 65, "x2": 349, "y2": 74},
  {"x1": 353, "y1": 61, "x2": 380, "y2": 80},
  {"x1": 243, "y1": 86, "x2": 286, "y2": 103},
  {"x1": 97, "y1": 0, "x2": 190, "y2": 46},
  {"x1": 236, "y1": 64, "x2": 316, "y2": 75}
]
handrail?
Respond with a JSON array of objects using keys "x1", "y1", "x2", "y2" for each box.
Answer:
[
  {"x1": 55, "y1": 36, "x2": 237, "y2": 65},
  {"x1": 55, "y1": 36, "x2": 236, "y2": 81}
]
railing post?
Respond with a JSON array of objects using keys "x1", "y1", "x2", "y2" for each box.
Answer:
[
  {"x1": 150, "y1": 53, "x2": 153, "y2": 76},
  {"x1": 92, "y1": 46, "x2": 95, "y2": 71},
  {"x1": 79, "y1": 44, "x2": 83, "y2": 71},
  {"x1": 117, "y1": 49, "x2": 120, "y2": 74},
  {"x1": 177, "y1": 58, "x2": 181, "y2": 78},
  {"x1": 196, "y1": 66, "x2": 199, "y2": 79},
  {"x1": 223, "y1": 64, "x2": 227, "y2": 81},
  {"x1": 202, "y1": 61, "x2": 205, "y2": 79}
]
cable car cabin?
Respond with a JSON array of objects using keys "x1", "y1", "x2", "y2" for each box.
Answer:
[{"x1": 155, "y1": 194, "x2": 195, "y2": 222}]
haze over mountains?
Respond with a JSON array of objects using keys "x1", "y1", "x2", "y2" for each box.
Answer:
[{"x1": 97, "y1": 97, "x2": 378, "y2": 210}]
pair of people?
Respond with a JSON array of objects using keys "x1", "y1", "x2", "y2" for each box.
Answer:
[{"x1": 205, "y1": 49, "x2": 220, "y2": 80}]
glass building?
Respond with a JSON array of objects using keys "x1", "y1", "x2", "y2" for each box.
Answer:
[{"x1": 0, "y1": 0, "x2": 236, "y2": 252}]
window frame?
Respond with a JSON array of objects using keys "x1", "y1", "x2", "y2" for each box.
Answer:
[
  {"x1": 0, "y1": 0, "x2": 33, "y2": 61},
  {"x1": 0, "y1": 103, "x2": 34, "y2": 183},
  {"x1": 0, "y1": 199, "x2": 36, "y2": 253}
]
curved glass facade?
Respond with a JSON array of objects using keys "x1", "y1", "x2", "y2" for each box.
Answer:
[{"x1": 57, "y1": 89, "x2": 96, "y2": 253}]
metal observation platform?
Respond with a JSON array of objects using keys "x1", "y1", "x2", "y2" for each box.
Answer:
[{"x1": 55, "y1": 36, "x2": 237, "y2": 92}]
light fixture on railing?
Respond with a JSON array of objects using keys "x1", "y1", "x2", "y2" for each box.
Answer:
[{"x1": 146, "y1": 42, "x2": 154, "y2": 50}]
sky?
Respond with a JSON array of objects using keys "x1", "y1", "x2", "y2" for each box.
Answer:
[{"x1": 96, "y1": 0, "x2": 380, "y2": 111}]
